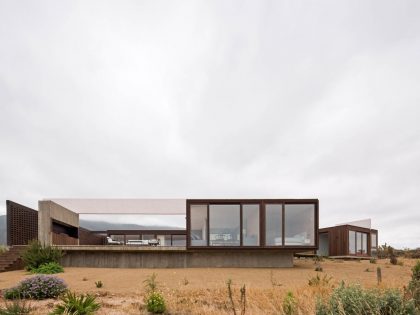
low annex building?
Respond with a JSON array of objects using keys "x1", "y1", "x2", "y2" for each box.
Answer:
[
  {"x1": 317, "y1": 219, "x2": 378, "y2": 258},
  {"x1": 6, "y1": 198, "x2": 319, "y2": 268}
]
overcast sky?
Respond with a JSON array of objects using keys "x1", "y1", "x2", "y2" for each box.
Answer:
[{"x1": 0, "y1": 1, "x2": 419, "y2": 248}]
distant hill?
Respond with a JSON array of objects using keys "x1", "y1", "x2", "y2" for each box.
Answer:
[
  {"x1": 79, "y1": 219, "x2": 184, "y2": 231},
  {"x1": 0, "y1": 215, "x2": 6, "y2": 245},
  {"x1": 0, "y1": 215, "x2": 183, "y2": 245}
]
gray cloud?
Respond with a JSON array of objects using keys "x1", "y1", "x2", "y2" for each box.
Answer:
[{"x1": 1, "y1": 0, "x2": 419, "y2": 248}]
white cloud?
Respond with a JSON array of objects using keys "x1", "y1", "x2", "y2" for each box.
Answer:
[{"x1": 0, "y1": 0, "x2": 419, "y2": 248}]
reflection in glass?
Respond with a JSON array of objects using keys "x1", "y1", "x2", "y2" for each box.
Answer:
[
  {"x1": 356, "y1": 232, "x2": 362, "y2": 254},
  {"x1": 190, "y1": 205, "x2": 208, "y2": 246},
  {"x1": 209, "y1": 205, "x2": 240, "y2": 246},
  {"x1": 284, "y1": 204, "x2": 315, "y2": 246},
  {"x1": 172, "y1": 235, "x2": 186, "y2": 246},
  {"x1": 265, "y1": 204, "x2": 282, "y2": 246},
  {"x1": 242, "y1": 204, "x2": 260, "y2": 246},
  {"x1": 361, "y1": 233, "x2": 367, "y2": 254},
  {"x1": 349, "y1": 231, "x2": 356, "y2": 254},
  {"x1": 371, "y1": 233, "x2": 377, "y2": 248}
]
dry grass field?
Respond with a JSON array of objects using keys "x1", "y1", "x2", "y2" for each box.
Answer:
[{"x1": 0, "y1": 258, "x2": 417, "y2": 314}]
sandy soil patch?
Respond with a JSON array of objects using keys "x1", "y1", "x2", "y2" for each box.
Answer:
[{"x1": 0, "y1": 258, "x2": 416, "y2": 314}]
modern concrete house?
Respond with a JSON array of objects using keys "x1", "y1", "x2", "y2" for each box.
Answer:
[
  {"x1": 5, "y1": 198, "x2": 319, "y2": 268},
  {"x1": 317, "y1": 219, "x2": 378, "y2": 258}
]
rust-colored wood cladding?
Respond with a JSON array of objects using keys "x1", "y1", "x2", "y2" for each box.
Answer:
[
  {"x1": 79, "y1": 228, "x2": 106, "y2": 245},
  {"x1": 186, "y1": 199, "x2": 319, "y2": 251},
  {"x1": 319, "y1": 225, "x2": 378, "y2": 257},
  {"x1": 6, "y1": 200, "x2": 38, "y2": 246},
  {"x1": 52, "y1": 232, "x2": 78, "y2": 245}
]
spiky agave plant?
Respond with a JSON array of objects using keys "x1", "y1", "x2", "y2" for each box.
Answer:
[{"x1": 49, "y1": 291, "x2": 100, "y2": 315}]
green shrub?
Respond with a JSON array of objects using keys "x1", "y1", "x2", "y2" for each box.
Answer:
[
  {"x1": 95, "y1": 281, "x2": 103, "y2": 288},
  {"x1": 408, "y1": 260, "x2": 420, "y2": 309},
  {"x1": 30, "y1": 262, "x2": 64, "y2": 274},
  {"x1": 22, "y1": 240, "x2": 63, "y2": 271},
  {"x1": 315, "y1": 283, "x2": 416, "y2": 315},
  {"x1": 49, "y1": 291, "x2": 100, "y2": 315},
  {"x1": 370, "y1": 258, "x2": 377, "y2": 264},
  {"x1": 0, "y1": 300, "x2": 31, "y2": 315},
  {"x1": 4, "y1": 275, "x2": 67, "y2": 300},
  {"x1": 3, "y1": 287, "x2": 21, "y2": 300},
  {"x1": 145, "y1": 291, "x2": 166, "y2": 314},
  {"x1": 282, "y1": 291, "x2": 297, "y2": 315},
  {"x1": 0, "y1": 245, "x2": 8, "y2": 255}
]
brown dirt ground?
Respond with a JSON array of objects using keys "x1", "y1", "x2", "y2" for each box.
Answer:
[{"x1": 0, "y1": 258, "x2": 417, "y2": 314}]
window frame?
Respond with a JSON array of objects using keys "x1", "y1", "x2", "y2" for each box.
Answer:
[{"x1": 186, "y1": 199, "x2": 319, "y2": 250}]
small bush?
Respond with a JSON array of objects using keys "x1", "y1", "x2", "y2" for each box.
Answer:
[
  {"x1": 315, "y1": 283, "x2": 416, "y2": 315},
  {"x1": 408, "y1": 260, "x2": 420, "y2": 309},
  {"x1": 95, "y1": 281, "x2": 103, "y2": 288},
  {"x1": 49, "y1": 291, "x2": 100, "y2": 315},
  {"x1": 370, "y1": 258, "x2": 377, "y2": 264},
  {"x1": 3, "y1": 287, "x2": 21, "y2": 300},
  {"x1": 4, "y1": 275, "x2": 67, "y2": 300},
  {"x1": 0, "y1": 245, "x2": 8, "y2": 255},
  {"x1": 390, "y1": 255, "x2": 398, "y2": 265},
  {"x1": 0, "y1": 300, "x2": 32, "y2": 315},
  {"x1": 314, "y1": 265, "x2": 323, "y2": 272},
  {"x1": 30, "y1": 262, "x2": 64, "y2": 274},
  {"x1": 145, "y1": 291, "x2": 166, "y2": 314},
  {"x1": 22, "y1": 240, "x2": 63, "y2": 271},
  {"x1": 282, "y1": 291, "x2": 297, "y2": 315}
]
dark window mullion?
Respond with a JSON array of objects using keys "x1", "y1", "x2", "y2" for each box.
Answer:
[
  {"x1": 282, "y1": 203, "x2": 285, "y2": 246},
  {"x1": 240, "y1": 204, "x2": 243, "y2": 246},
  {"x1": 207, "y1": 204, "x2": 210, "y2": 247}
]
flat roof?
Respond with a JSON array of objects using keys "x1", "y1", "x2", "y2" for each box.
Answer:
[{"x1": 46, "y1": 199, "x2": 186, "y2": 215}]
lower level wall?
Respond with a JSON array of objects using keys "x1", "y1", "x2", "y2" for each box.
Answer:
[{"x1": 60, "y1": 250, "x2": 293, "y2": 268}]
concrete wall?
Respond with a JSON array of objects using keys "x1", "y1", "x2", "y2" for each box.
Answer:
[
  {"x1": 38, "y1": 201, "x2": 79, "y2": 245},
  {"x1": 60, "y1": 249, "x2": 293, "y2": 268}
]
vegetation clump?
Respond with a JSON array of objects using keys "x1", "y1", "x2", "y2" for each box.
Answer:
[
  {"x1": 282, "y1": 291, "x2": 297, "y2": 315},
  {"x1": 145, "y1": 291, "x2": 166, "y2": 314},
  {"x1": 4, "y1": 275, "x2": 67, "y2": 300},
  {"x1": 30, "y1": 261, "x2": 64, "y2": 274},
  {"x1": 315, "y1": 283, "x2": 416, "y2": 315},
  {"x1": 0, "y1": 300, "x2": 32, "y2": 315},
  {"x1": 143, "y1": 273, "x2": 166, "y2": 314},
  {"x1": 49, "y1": 291, "x2": 100, "y2": 315},
  {"x1": 22, "y1": 240, "x2": 63, "y2": 272},
  {"x1": 95, "y1": 280, "x2": 103, "y2": 288},
  {"x1": 407, "y1": 260, "x2": 420, "y2": 309},
  {"x1": 0, "y1": 245, "x2": 8, "y2": 255}
]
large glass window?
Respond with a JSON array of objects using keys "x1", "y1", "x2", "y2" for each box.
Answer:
[
  {"x1": 356, "y1": 232, "x2": 362, "y2": 254},
  {"x1": 371, "y1": 233, "x2": 377, "y2": 248},
  {"x1": 349, "y1": 231, "x2": 356, "y2": 254},
  {"x1": 209, "y1": 205, "x2": 240, "y2": 246},
  {"x1": 190, "y1": 205, "x2": 208, "y2": 246},
  {"x1": 361, "y1": 233, "x2": 367, "y2": 254},
  {"x1": 265, "y1": 204, "x2": 282, "y2": 246},
  {"x1": 242, "y1": 204, "x2": 260, "y2": 246},
  {"x1": 371, "y1": 232, "x2": 377, "y2": 257},
  {"x1": 284, "y1": 204, "x2": 315, "y2": 246}
]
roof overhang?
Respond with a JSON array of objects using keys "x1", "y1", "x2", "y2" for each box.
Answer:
[{"x1": 45, "y1": 199, "x2": 186, "y2": 215}]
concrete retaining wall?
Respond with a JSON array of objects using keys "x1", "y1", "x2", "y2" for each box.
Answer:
[{"x1": 60, "y1": 250, "x2": 293, "y2": 268}]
